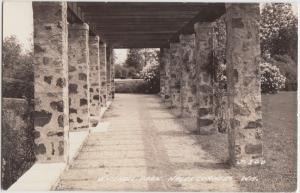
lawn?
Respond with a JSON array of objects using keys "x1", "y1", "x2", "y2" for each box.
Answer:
[{"x1": 173, "y1": 91, "x2": 297, "y2": 192}]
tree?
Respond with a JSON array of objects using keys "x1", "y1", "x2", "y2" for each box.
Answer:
[
  {"x1": 140, "y1": 48, "x2": 160, "y2": 68},
  {"x1": 2, "y1": 35, "x2": 34, "y2": 98},
  {"x1": 2, "y1": 36, "x2": 22, "y2": 68},
  {"x1": 124, "y1": 49, "x2": 143, "y2": 72},
  {"x1": 260, "y1": 3, "x2": 297, "y2": 61}
]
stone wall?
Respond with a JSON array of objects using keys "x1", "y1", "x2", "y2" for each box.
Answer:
[
  {"x1": 1, "y1": 98, "x2": 35, "y2": 190},
  {"x1": 88, "y1": 36, "x2": 101, "y2": 126},
  {"x1": 164, "y1": 49, "x2": 172, "y2": 105},
  {"x1": 179, "y1": 34, "x2": 197, "y2": 118},
  {"x1": 110, "y1": 50, "x2": 115, "y2": 99},
  {"x1": 68, "y1": 23, "x2": 90, "y2": 131},
  {"x1": 159, "y1": 50, "x2": 166, "y2": 99},
  {"x1": 99, "y1": 43, "x2": 107, "y2": 107},
  {"x1": 106, "y1": 47, "x2": 112, "y2": 101},
  {"x1": 32, "y1": 2, "x2": 69, "y2": 162},
  {"x1": 169, "y1": 43, "x2": 182, "y2": 108},
  {"x1": 194, "y1": 22, "x2": 216, "y2": 135},
  {"x1": 225, "y1": 4, "x2": 263, "y2": 166},
  {"x1": 89, "y1": 36, "x2": 101, "y2": 127}
]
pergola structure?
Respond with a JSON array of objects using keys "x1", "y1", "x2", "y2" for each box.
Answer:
[
  {"x1": 68, "y1": 2, "x2": 225, "y2": 48},
  {"x1": 33, "y1": 2, "x2": 263, "y2": 167}
]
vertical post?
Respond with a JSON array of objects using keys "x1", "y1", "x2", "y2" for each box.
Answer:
[
  {"x1": 68, "y1": 23, "x2": 90, "y2": 131},
  {"x1": 89, "y1": 36, "x2": 101, "y2": 127},
  {"x1": 179, "y1": 34, "x2": 196, "y2": 117},
  {"x1": 169, "y1": 43, "x2": 182, "y2": 109},
  {"x1": 162, "y1": 48, "x2": 172, "y2": 106},
  {"x1": 32, "y1": 2, "x2": 69, "y2": 162},
  {"x1": 159, "y1": 48, "x2": 166, "y2": 100},
  {"x1": 99, "y1": 42, "x2": 107, "y2": 107},
  {"x1": 106, "y1": 47, "x2": 112, "y2": 102},
  {"x1": 110, "y1": 49, "x2": 115, "y2": 99},
  {"x1": 194, "y1": 22, "x2": 215, "y2": 135},
  {"x1": 226, "y1": 3, "x2": 263, "y2": 166}
]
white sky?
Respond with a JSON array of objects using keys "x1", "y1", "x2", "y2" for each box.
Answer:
[
  {"x1": 3, "y1": 1, "x2": 33, "y2": 52},
  {"x1": 2, "y1": 1, "x2": 298, "y2": 63}
]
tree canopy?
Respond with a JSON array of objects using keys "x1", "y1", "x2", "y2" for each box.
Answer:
[{"x1": 260, "y1": 3, "x2": 297, "y2": 61}]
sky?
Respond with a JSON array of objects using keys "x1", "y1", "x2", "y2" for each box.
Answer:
[
  {"x1": 3, "y1": 1, "x2": 298, "y2": 63},
  {"x1": 3, "y1": 1, "x2": 128, "y2": 63}
]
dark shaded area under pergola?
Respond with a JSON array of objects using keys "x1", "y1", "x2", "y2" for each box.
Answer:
[{"x1": 68, "y1": 2, "x2": 225, "y2": 48}]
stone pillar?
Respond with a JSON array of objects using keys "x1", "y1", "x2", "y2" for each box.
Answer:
[
  {"x1": 32, "y1": 2, "x2": 69, "y2": 162},
  {"x1": 99, "y1": 42, "x2": 107, "y2": 107},
  {"x1": 225, "y1": 3, "x2": 263, "y2": 166},
  {"x1": 110, "y1": 50, "x2": 115, "y2": 99},
  {"x1": 194, "y1": 22, "x2": 215, "y2": 135},
  {"x1": 106, "y1": 47, "x2": 112, "y2": 101},
  {"x1": 159, "y1": 48, "x2": 166, "y2": 100},
  {"x1": 89, "y1": 36, "x2": 101, "y2": 127},
  {"x1": 169, "y1": 43, "x2": 182, "y2": 109},
  {"x1": 163, "y1": 48, "x2": 172, "y2": 106},
  {"x1": 179, "y1": 34, "x2": 197, "y2": 118},
  {"x1": 68, "y1": 23, "x2": 90, "y2": 131}
]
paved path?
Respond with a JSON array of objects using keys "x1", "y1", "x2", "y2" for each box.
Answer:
[{"x1": 56, "y1": 94, "x2": 239, "y2": 191}]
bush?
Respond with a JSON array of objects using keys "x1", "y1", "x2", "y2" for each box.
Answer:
[
  {"x1": 260, "y1": 62, "x2": 286, "y2": 93},
  {"x1": 127, "y1": 67, "x2": 139, "y2": 79},
  {"x1": 1, "y1": 98, "x2": 35, "y2": 189},
  {"x1": 140, "y1": 63, "x2": 160, "y2": 93},
  {"x1": 114, "y1": 64, "x2": 139, "y2": 79},
  {"x1": 115, "y1": 79, "x2": 148, "y2": 93},
  {"x1": 266, "y1": 54, "x2": 297, "y2": 90}
]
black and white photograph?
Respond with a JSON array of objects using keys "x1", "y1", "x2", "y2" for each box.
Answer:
[{"x1": 1, "y1": 1, "x2": 298, "y2": 192}]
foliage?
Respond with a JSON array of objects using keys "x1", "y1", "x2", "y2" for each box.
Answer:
[
  {"x1": 119, "y1": 48, "x2": 160, "y2": 82},
  {"x1": 115, "y1": 64, "x2": 139, "y2": 79},
  {"x1": 124, "y1": 48, "x2": 160, "y2": 73},
  {"x1": 260, "y1": 62, "x2": 286, "y2": 93},
  {"x1": 115, "y1": 79, "x2": 148, "y2": 93},
  {"x1": 115, "y1": 64, "x2": 128, "y2": 79},
  {"x1": 266, "y1": 54, "x2": 297, "y2": 89},
  {"x1": 260, "y1": 3, "x2": 297, "y2": 61},
  {"x1": 124, "y1": 49, "x2": 143, "y2": 72},
  {"x1": 213, "y1": 15, "x2": 226, "y2": 68},
  {"x1": 139, "y1": 48, "x2": 160, "y2": 68},
  {"x1": 140, "y1": 63, "x2": 160, "y2": 93},
  {"x1": 213, "y1": 16, "x2": 227, "y2": 92},
  {"x1": 1, "y1": 99, "x2": 35, "y2": 190},
  {"x1": 2, "y1": 36, "x2": 34, "y2": 99}
]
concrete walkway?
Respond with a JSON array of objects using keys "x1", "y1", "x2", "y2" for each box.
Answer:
[{"x1": 56, "y1": 94, "x2": 239, "y2": 191}]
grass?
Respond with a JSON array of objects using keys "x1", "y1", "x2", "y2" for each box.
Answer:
[{"x1": 170, "y1": 91, "x2": 297, "y2": 192}]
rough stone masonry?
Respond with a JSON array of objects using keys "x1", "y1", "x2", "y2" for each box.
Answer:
[
  {"x1": 194, "y1": 22, "x2": 215, "y2": 135},
  {"x1": 88, "y1": 36, "x2": 101, "y2": 127},
  {"x1": 159, "y1": 3, "x2": 264, "y2": 166},
  {"x1": 32, "y1": 2, "x2": 69, "y2": 162},
  {"x1": 99, "y1": 42, "x2": 107, "y2": 107},
  {"x1": 179, "y1": 34, "x2": 197, "y2": 118},
  {"x1": 169, "y1": 43, "x2": 182, "y2": 109},
  {"x1": 226, "y1": 3, "x2": 263, "y2": 166},
  {"x1": 68, "y1": 23, "x2": 90, "y2": 132}
]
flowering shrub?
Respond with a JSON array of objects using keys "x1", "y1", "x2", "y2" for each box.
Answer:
[
  {"x1": 260, "y1": 62, "x2": 286, "y2": 93},
  {"x1": 140, "y1": 63, "x2": 160, "y2": 93}
]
